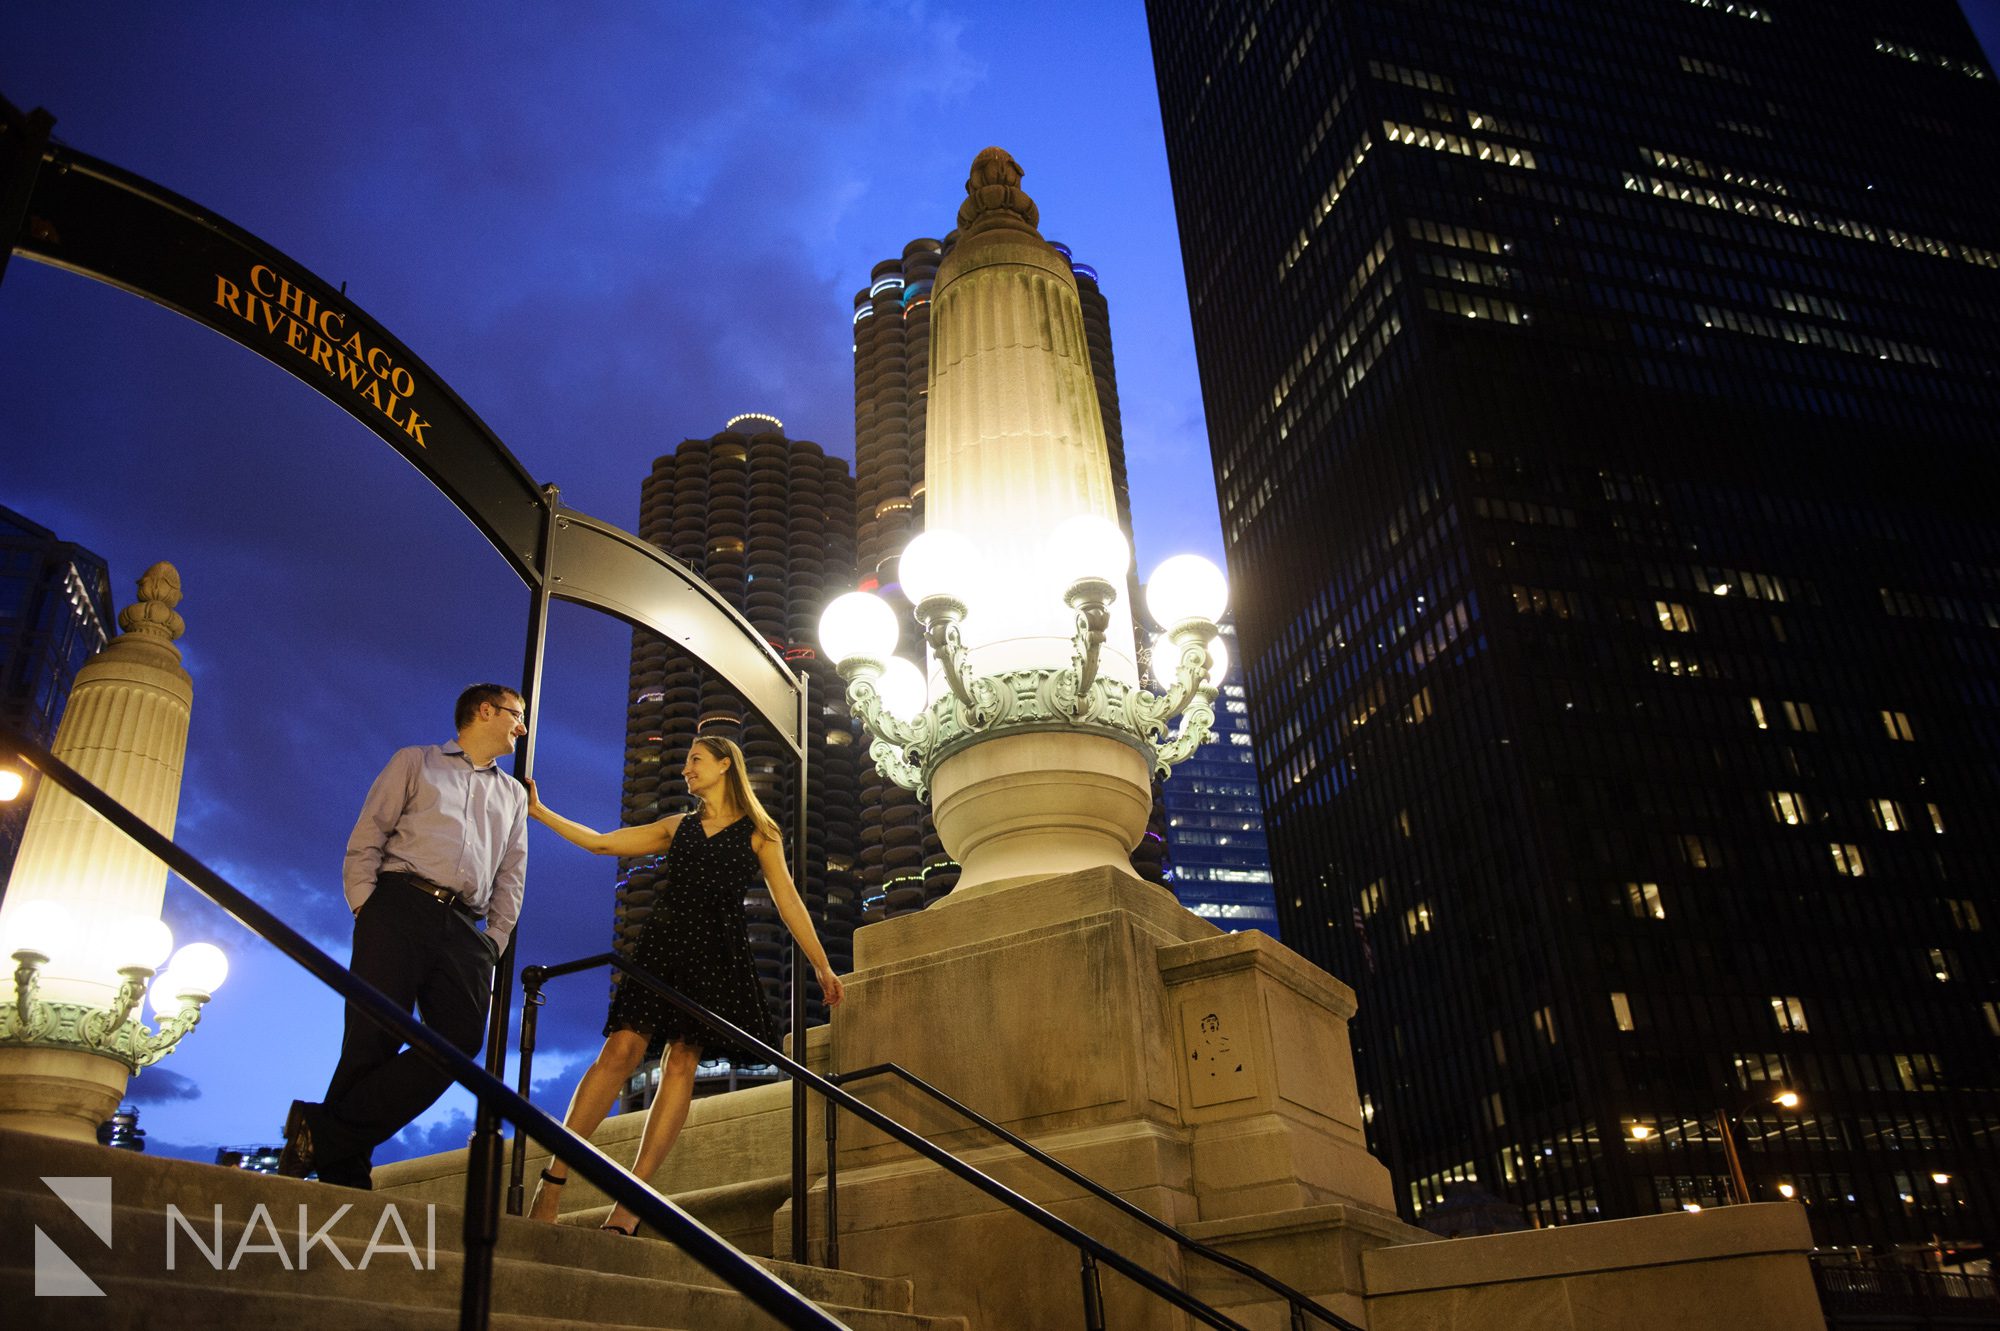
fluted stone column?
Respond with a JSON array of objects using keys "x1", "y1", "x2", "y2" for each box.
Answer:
[
  {"x1": 0, "y1": 563, "x2": 192, "y2": 1139},
  {"x1": 925, "y1": 149, "x2": 1151, "y2": 897}
]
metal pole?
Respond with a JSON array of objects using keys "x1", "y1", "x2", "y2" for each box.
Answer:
[
  {"x1": 1080, "y1": 1250, "x2": 1107, "y2": 1331},
  {"x1": 460, "y1": 482, "x2": 559, "y2": 1331},
  {"x1": 507, "y1": 972, "x2": 545, "y2": 1216},
  {"x1": 0, "y1": 96, "x2": 55, "y2": 290},
  {"x1": 823, "y1": 1091, "x2": 841, "y2": 1270},
  {"x1": 1718, "y1": 1109, "x2": 1749, "y2": 1205},
  {"x1": 790, "y1": 666, "x2": 810, "y2": 1263}
]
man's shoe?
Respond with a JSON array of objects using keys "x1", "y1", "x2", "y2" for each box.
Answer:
[{"x1": 278, "y1": 1100, "x2": 316, "y2": 1177}]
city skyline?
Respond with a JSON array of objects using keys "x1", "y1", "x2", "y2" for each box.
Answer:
[
  {"x1": 0, "y1": 2, "x2": 1221, "y2": 1164},
  {"x1": 2, "y1": 0, "x2": 1997, "y2": 1196}
]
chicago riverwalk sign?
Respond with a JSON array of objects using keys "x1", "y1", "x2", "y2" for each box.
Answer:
[{"x1": 0, "y1": 95, "x2": 802, "y2": 753}]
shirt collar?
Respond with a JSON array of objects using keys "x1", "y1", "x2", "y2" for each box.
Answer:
[{"x1": 442, "y1": 739, "x2": 500, "y2": 771}]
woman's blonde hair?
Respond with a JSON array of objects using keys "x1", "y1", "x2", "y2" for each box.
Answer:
[{"x1": 692, "y1": 735, "x2": 782, "y2": 842}]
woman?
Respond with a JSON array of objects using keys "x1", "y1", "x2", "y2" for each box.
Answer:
[{"x1": 525, "y1": 735, "x2": 844, "y2": 1233}]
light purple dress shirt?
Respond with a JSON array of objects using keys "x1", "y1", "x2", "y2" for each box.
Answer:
[{"x1": 343, "y1": 741, "x2": 529, "y2": 954}]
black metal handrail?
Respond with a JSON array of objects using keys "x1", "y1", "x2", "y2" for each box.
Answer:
[
  {"x1": 520, "y1": 950, "x2": 1256, "y2": 1331},
  {"x1": 0, "y1": 725, "x2": 845, "y2": 1331},
  {"x1": 828, "y1": 1062, "x2": 1367, "y2": 1331}
]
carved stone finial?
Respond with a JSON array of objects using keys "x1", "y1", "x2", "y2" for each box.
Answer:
[
  {"x1": 956, "y1": 147, "x2": 1041, "y2": 236},
  {"x1": 118, "y1": 562, "x2": 185, "y2": 642}
]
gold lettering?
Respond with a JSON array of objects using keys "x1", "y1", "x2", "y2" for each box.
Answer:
[
  {"x1": 365, "y1": 346, "x2": 392, "y2": 378},
  {"x1": 309, "y1": 334, "x2": 335, "y2": 375},
  {"x1": 389, "y1": 366, "x2": 416, "y2": 399},
  {"x1": 317, "y1": 307, "x2": 345, "y2": 339},
  {"x1": 276, "y1": 277, "x2": 309, "y2": 320},
  {"x1": 362, "y1": 379, "x2": 386, "y2": 412},
  {"x1": 285, "y1": 319, "x2": 312, "y2": 354},
  {"x1": 259, "y1": 301, "x2": 286, "y2": 336},
  {"x1": 334, "y1": 353, "x2": 369, "y2": 391},
  {"x1": 340, "y1": 331, "x2": 366, "y2": 358},
  {"x1": 401, "y1": 411, "x2": 430, "y2": 448},
  {"x1": 250, "y1": 265, "x2": 278, "y2": 299},
  {"x1": 213, "y1": 275, "x2": 244, "y2": 318}
]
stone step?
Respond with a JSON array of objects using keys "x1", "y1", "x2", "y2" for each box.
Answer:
[
  {"x1": 1, "y1": 1267, "x2": 960, "y2": 1331},
  {"x1": 0, "y1": 1127, "x2": 965, "y2": 1331}
]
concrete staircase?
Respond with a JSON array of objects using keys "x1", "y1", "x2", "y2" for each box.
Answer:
[{"x1": 0, "y1": 1126, "x2": 967, "y2": 1330}]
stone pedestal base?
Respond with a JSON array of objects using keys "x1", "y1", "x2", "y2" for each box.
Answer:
[
  {"x1": 930, "y1": 732, "x2": 1153, "y2": 897},
  {"x1": 820, "y1": 866, "x2": 1414, "y2": 1328},
  {"x1": 0, "y1": 1045, "x2": 128, "y2": 1142}
]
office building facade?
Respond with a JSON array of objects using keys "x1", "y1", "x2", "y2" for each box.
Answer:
[
  {"x1": 1158, "y1": 618, "x2": 1280, "y2": 937},
  {"x1": 0, "y1": 504, "x2": 114, "y2": 888},
  {"x1": 615, "y1": 416, "x2": 860, "y2": 1093},
  {"x1": 1149, "y1": 0, "x2": 2000, "y2": 1250}
]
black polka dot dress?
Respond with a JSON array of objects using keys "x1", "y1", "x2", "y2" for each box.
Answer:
[{"x1": 605, "y1": 813, "x2": 778, "y2": 1063}]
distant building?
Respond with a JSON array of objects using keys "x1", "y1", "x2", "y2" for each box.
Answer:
[
  {"x1": 98, "y1": 1106, "x2": 145, "y2": 1153},
  {"x1": 0, "y1": 504, "x2": 113, "y2": 888},
  {"x1": 216, "y1": 1144, "x2": 282, "y2": 1174},
  {"x1": 1157, "y1": 618, "x2": 1279, "y2": 938},
  {"x1": 614, "y1": 416, "x2": 860, "y2": 1105}
]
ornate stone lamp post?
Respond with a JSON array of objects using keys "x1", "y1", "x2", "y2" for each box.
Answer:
[
  {"x1": 818, "y1": 148, "x2": 1229, "y2": 899},
  {"x1": 0, "y1": 563, "x2": 226, "y2": 1140}
]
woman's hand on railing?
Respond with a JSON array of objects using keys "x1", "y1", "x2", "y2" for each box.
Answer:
[
  {"x1": 817, "y1": 964, "x2": 846, "y2": 1007},
  {"x1": 524, "y1": 777, "x2": 547, "y2": 820}
]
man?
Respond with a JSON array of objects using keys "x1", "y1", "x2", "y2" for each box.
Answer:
[{"x1": 280, "y1": 683, "x2": 529, "y2": 1188}]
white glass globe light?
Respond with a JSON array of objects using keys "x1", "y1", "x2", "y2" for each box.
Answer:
[
  {"x1": 5, "y1": 898, "x2": 72, "y2": 960},
  {"x1": 1152, "y1": 633, "x2": 1229, "y2": 689},
  {"x1": 108, "y1": 915, "x2": 174, "y2": 972},
  {"x1": 1146, "y1": 554, "x2": 1229, "y2": 629},
  {"x1": 147, "y1": 975, "x2": 188, "y2": 1020},
  {"x1": 165, "y1": 941, "x2": 228, "y2": 996},
  {"x1": 818, "y1": 592, "x2": 900, "y2": 665},
  {"x1": 898, "y1": 529, "x2": 978, "y2": 606},
  {"x1": 0, "y1": 768, "x2": 23, "y2": 801},
  {"x1": 875, "y1": 657, "x2": 929, "y2": 720},
  {"x1": 1047, "y1": 514, "x2": 1131, "y2": 589}
]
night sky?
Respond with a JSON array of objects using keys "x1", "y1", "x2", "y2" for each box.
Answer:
[{"x1": 4, "y1": 2, "x2": 1997, "y2": 1167}]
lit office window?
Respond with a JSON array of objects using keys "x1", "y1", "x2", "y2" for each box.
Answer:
[
  {"x1": 1945, "y1": 899, "x2": 1981, "y2": 932},
  {"x1": 1749, "y1": 697, "x2": 1769, "y2": 729},
  {"x1": 1870, "y1": 799, "x2": 1905, "y2": 832},
  {"x1": 1770, "y1": 996, "x2": 1810, "y2": 1033},
  {"x1": 1927, "y1": 803, "x2": 1946, "y2": 834},
  {"x1": 1829, "y1": 843, "x2": 1866, "y2": 877},
  {"x1": 1404, "y1": 903, "x2": 1434, "y2": 937},
  {"x1": 1611, "y1": 993, "x2": 1636, "y2": 1031},
  {"x1": 1360, "y1": 878, "x2": 1385, "y2": 917},
  {"x1": 1928, "y1": 949, "x2": 1953, "y2": 982},
  {"x1": 1880, "y1": 710, "x2": 1915, "y2": 740},
  {"x1": 1781, "y1": 700, "x2": 1818, "y2": 732},
  {"x1": 1534, "y1": 1005, "x2": 1558, "y2": 1045},
  {"x1": 1650, "y1": 600, "x2": 1693, "y2": 632},
  {"x1": 1766, "y1": 791, "x2": 1807, "y2": 825},
  {"x1": 1626, "y1": 881, "x2": 1667, "y2": 919}
]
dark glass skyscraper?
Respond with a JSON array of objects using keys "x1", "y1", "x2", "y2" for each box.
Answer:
[
  {"x1": 0, "y1": 504, "x2": 113, "y2": 887},
  {"x1": 1148, "y1": 0, "x2": 2000, "y2": 1251}
]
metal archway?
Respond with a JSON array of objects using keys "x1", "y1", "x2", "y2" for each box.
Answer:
[{"x1": 2, "y1": 94, "x2": 817, "y2": 1264}]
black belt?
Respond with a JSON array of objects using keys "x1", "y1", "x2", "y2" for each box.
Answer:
[{"x1": 381, "y1": 870, "x2": 484, "y2": 920}]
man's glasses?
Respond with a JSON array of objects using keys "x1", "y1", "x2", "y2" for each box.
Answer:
[{"x1": 495, "y1": 704, "x2": 527, "y2": 725}]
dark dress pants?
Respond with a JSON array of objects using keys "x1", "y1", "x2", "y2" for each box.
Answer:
[{"x1": 314, "y1": 878, "x2": 495, "y2": 1186}]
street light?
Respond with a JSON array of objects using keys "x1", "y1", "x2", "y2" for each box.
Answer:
[
  {"x1": 1, "y1": 899, "x2": 226, "y2": 1068},
  {"x1": 820, "y1": 529, "x2": 1229, "y2": 800},
  {"x1": 0, "y1": 766, "x2": 25, "y2": 801},
  {"x1": 1718, "y1": 1088, "x2": 1804, "y2": 1204}
]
